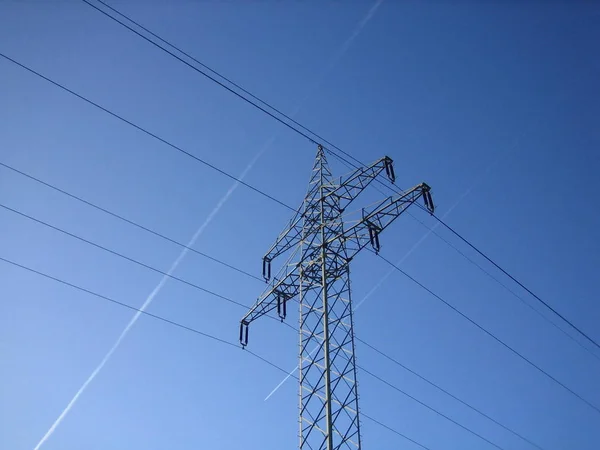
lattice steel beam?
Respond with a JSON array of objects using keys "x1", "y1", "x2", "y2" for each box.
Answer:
[{"x1": 240, "y1": 145, "x2": 434, "y2": 450}]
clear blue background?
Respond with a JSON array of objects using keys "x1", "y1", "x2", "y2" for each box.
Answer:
[{"x1": 1, "y1": 1, "x2": 599, "y2": 449}]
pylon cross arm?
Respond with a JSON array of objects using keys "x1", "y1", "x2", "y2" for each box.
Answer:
[
  {"x1": 261, "y1": 156, "x2": 394, "y2": 282},
  {"x1": 261, "y1": 208, "x2": 304, "y2": 281},
  {"x1": 340, "y1": 182, "x2": 434, "y2": 257},
  {"x1": 324, "y1": 156, "x2": 395, "y2": 210},
  {"x1": 240, "y1": 264, "x2": 301, "y2": 345}
]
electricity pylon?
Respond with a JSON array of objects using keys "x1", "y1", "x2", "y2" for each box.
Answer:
[{"x1": 240, "y1": 145, "x2": 434, "y2": 450}]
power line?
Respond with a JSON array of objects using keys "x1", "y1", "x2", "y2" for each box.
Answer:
[
  {"x1": 0, "y1": 161, "x2": 263, "y2": 283},
  {"x1": 376, "y1": 252, "x2": 600, "y2": 416},
  {"x1": 2, "y1": 15, "x2": 594, "y2": 434},
  {"x1": 0, "y1": 165, "x2": 580, "y2": 444},
  {"x1": 277, "y1": 321, "x2": 537, "y2": 449},
  {"x1": 0, "y1": 202, "x2": 250, "y2": 310},
  {"x1": 6, "y1": 1, "x2": 593, "y2": 442},
  {"x1": 407, "y1": 212, "x2": 600, "y2": 363},
  {"x1": 0, "y1": 52, "x2": 293, "y2": 212},
  {"x1": 81, "y1": 0, "x2": 598, "y2": 357},
  {"x1": 429, "y1": 212, "x2": 600, "y2": 353},
  {"x1": 360, "y1": 412, "x2": 433, "y2": 450},
  {"x1": 79, "y1": 0, "x2": 320, "y2": 145},
  {"x1": 0, "y1": 254, "x2": 433, "y2": 450},
  {"x1": 79, "y1": 0, "x2": 366, "y2": 170},
  {"x1": 357, "y1": 339, "x2": 544, "y2": 450},
  {"x1": 360, "y1": 367, "x2": 505, "y2": 450},
  {"x1": 1, "y1": 197, "x2": 528, "y2": 448}
]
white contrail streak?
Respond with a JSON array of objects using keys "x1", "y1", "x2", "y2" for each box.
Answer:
[
  {"x1": 35, "y1": 1, "x2": 384, "y2": 442},
  {"x1": 33, "y1": 148, "x2": 267, "y2": 450}
]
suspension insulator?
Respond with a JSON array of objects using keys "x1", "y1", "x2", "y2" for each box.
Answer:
[
  {"x1": 240, "y1": 321, "x2": 249, "y2": 347},
  {"x1": 423, "y1": 190, "x2": 434, "y2": 214},
  {"x1": 277, "y1": 293, "x2": 287, "y2": 320},
  {"x1": 369, "y1": 226, "x2": 381, "y2": 253},
  {"x1": 384, "y1": 157, "x2": 396, "y2": 183},
  {"x1": 263, "y1": 257, "x2": 271, "y2": 282}
]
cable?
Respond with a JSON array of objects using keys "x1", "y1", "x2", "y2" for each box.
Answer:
[
  {"x1": 0, "y1": 254, "x2": 433, "y2": 450},
  {"x1": 80, "y1": 0, "x2": 367, "y2": 170},
  {"x1": 360, "y1": 412, "x2": 433, "y2": 450},
  {"x1": 0, "y1": 52, "x2": 294, "y2": 212},
  {"x1": 0, "y1": 202, "x2": 250, "y2": 310},
  {"x1": 429, "y1": 212, "x2": 600, "y2": 353},
  {"x1": 328, "y1": 126, "x2": 600, "y2": 363},
  {"x1": 330, "y1": 145, "x2": 600, "y2": 368},
  {"x1": 0, "y1": 161, "x2": 263, "y2": 283},
  {"x1": 81, "y1": 0, "x2": 598, "y2": 360},
  {"x1": 376, "y1": 252, "x2": 600, "y2": 416},
  {"x1": 79, "y1": 0, "x2": 320, "y2": 146},
  {"x1": 408, "y1": 212, "x2": 600, "y2": 363},
  {"x1": 1, "y1": 199, "x2": 524, "y2": 447},
  {"x1": 360, "y1": 367, "x2": 505, "y2": 450},
  {"x1": 0, "y1": 256, "x2": 236, "y2": 349},
  {"x1": 0, "y1": 189, "x2": 561, "y2": 445},
  {"x1": 357, "y1": 338, "x2": 544, "y2": 450},
  {"x1": 0, "y1": 166, "x2": 579, "y2": 443},
  {"x1": 4, "y1": 7, "x2": 594, "y2": 429},
  {"x1": 278, "y1": 322, "x2": 526, "y2": 449}
]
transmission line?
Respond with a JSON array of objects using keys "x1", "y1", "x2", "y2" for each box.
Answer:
[
  {"x1": 357, "y1": 339, "x2": 544, "y2": 450},
  {"x1": 0, "y1": 161, "x2": 263, "y2": 283},
  {"x1": 0, "y1": 52, "x2": 293, "y2": 212},
  {"x1": 79, "y1": 0, "x2": 364, "y2": 168},
  {"x1": 376, "y1": 253, "x2": 600, "y2": 416},
  {"x1": 0, "y1": 254, "x2": 432, "y2": 450},
  {"x1": 327, "y1": 149, "x2": 600, "y2": 363},
  {"x1": 429, "y1": 212, "x2": 600, "y2": 353},
  {"x1": 276, "y1": 319, "x2": 540, "y2": 449},
  {"x1": 359, "y1": 367, "x2": 505, "y2": 450},
  {"x1": 1, "y1": 198, "x2": 535, "y2": 448},
  {"x1": 407, "y1": 212, "x2": 600, "y2": 363},
  {"x1": 0, "y1": 202, "x2": 250, "y2": 310},
  {"x1": 80, "y1": 0, "x2": 598, "y2": 357},
  {"x1": 1, "y1": 164, "x2": 589, "y2": 442},
  {"x1": 2, "y1": 14, "x2": 595, "y2": 436}
]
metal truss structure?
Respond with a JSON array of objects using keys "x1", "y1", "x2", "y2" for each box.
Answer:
[{"x1": 240, "y1": 145, "x2": 434, "y2": 450}]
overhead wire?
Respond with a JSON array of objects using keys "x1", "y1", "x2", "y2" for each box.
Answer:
[
  {"x1": 3, "y1": 0, "x2": 597, "y2": 439},
  {"x1": 359, "y1": 367, "x2": 505, "y2": 450},
  {"x1": 375, "y1": 252, "x2": 600, "y2": 416},
  {"x1": 278, "y1": 319, "x2": 537, "y2": 449},
  {"x1": 0, "y1": 202, "x2": 250, "y2": 310},
  {"x1": 0, "y1": 164, "x2": 550, "y2": 447},
  {"x1": 78, "y1": 0, "x2": 599, "y2": 358},
  {"x1": 407, "y1": 212, "x2": 600, "y2": 363},
  {"x1": 0, "y1": 52, "x2": 293, "y2": 212},
  {"x1": 0, "y1": 196, "x2": 534, "y2": 448},
  {"x1": 429, "y1": 212, "x2": 600, "y2": 353},
  {"x1": 2, "y1": 49, "x2": 596, "y2": 438},
  {"x1": 79, "y1": 0, "x2": 366, "y2": 171},
  {"x1": 0, "y1": 254, "x2": 433, "y2": 450},
  {"x1": 357, "y1": 338, "x2": 545, "y2": 450},
  {"x1": 0, "y1": 161, "x2": 263, "y2": 283}
]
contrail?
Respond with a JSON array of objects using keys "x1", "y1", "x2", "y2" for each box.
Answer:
[
  {"x1": 34, "y1": 1, "x2": 383, "y2": 443},
  {"x1": 33, "y1": 148, "x2": 267, "y2": 450},
  {"x1": 264, "y1": 147, "x2": 508, "y2": 401}
]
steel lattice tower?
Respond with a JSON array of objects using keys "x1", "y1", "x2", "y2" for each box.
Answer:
[{"x1": 240, "y1": 145, "x2": 434, "y2": 450}]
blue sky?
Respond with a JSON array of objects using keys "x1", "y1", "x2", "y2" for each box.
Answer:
[{"x1": 1, "y1": 1, "x2": 599, "y2": 449}]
